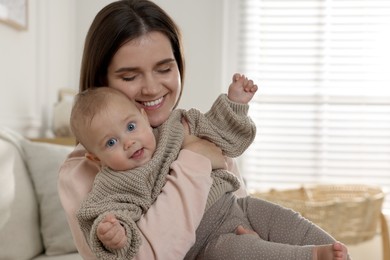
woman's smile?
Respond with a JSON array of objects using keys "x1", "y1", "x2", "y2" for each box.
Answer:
[{"x1": 140, "y1": 96, "x2": 164, "y2": 108}]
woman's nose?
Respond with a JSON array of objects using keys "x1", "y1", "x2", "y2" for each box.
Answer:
[{"x1": 141, "y1": 74, "x2": 160, "y2": 95}]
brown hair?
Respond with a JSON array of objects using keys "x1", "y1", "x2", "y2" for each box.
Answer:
[{"x1": 79, "y1": 0, "x2": 185, "y2": 104}]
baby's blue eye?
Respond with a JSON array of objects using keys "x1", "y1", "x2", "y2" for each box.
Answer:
[
  {"x1": 127, "y1": 122, "x2": 136, "y2": 132},
  {"x1": 106, "y1": 138, "x2": 117, "y2": 147}
]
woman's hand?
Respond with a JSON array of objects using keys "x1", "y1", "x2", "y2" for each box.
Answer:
[{"x1": 181, "y1": 118, "x2": 227, "y2": 170}]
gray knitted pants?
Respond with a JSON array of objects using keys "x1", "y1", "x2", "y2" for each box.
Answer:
[{"x1": 184, "y1": 193, "x2": 336, "y2": 260}]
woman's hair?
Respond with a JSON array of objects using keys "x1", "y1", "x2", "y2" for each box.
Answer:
[{"x1": 79, "y1": 0, "x2": 185, "y2": 101}]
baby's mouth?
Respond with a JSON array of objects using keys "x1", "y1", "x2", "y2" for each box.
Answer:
[{"x1": 131, "y1": 148, "x2": 144, "y2": 159}]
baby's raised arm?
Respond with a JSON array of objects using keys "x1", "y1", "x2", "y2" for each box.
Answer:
[
  {"x1": 182, "y1": 118, "x2": 227, "y2": 170},
  {"x1": 228, "y1": 73, "x2": 258, "y2": 104}
]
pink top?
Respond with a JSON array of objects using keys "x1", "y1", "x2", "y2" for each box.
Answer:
[{"x1": 58, "y1": 145, "x2": 248, "y2": 260}]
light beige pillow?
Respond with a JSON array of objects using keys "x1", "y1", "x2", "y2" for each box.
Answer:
[
  {"x1": 22, "y1": 139, "x2": 77, "y2": 256},
  {"x1": 0, "y1": 138, "x2": 43, "y2": 259}
]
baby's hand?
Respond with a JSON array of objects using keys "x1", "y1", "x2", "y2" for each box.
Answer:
[
  {"x1": 97, "y1": 213, "x2": 127, "y2": 249},
  {"x1": 228, "y1": 73, "x2": 258, "y2": 104}
]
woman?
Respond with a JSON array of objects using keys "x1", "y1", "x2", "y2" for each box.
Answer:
[{"x1": 58, "y1": 0, "x2": 247, "y2": 259}]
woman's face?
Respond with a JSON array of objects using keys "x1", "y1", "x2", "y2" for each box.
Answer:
[{"x1": 107, "y1": 31, "x2": 181, "y2": 127}]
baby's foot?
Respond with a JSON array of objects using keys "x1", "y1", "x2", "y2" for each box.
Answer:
[{"x1": 313, "y1": 242, "x2": 349, "y2": 260}]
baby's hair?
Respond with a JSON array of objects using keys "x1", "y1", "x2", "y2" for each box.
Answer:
[{"x1": 70, "y1": 87, "x2": 122, "y2": 146}]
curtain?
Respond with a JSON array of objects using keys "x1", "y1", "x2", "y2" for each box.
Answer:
[{"x1": 232, "y1": 0, "x2": 390, "y2": 211}]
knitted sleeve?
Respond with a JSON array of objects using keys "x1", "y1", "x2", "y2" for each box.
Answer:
[
  {"x1": 184, "y1": 94, "x2": 256, "y2": 157},
  {"x1": 76, "y1": 168, "x2": 151, "y2": 259},
  {"x1": 82, "y1": 210, "x2": 142, "y2": 259}
]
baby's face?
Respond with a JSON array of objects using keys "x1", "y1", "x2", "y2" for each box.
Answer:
[{"x1": 85, "y1": 94, "x2": 156, "y2": 171}]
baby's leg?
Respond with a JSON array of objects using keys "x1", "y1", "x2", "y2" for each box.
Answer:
[
  {"x1": 238, "y1": 197, "x2": 352, "y2": 259},
  {"x1": 199, "y1": 232, "x2": 314, "y2": 260},
  {"x1": 313, "y1": 242, "x2": 349, "y2": 260},
  {"x1": 239, "y1": 196, "x2": 336, "y2": 245}
]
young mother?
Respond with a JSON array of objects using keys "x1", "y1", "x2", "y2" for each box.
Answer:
[
  {"x1": 58, "y1": 1, "x2": 345, "y2": 260},
  {"x1": 58, "y1": 0, "x2": 247, "y2": 259}
]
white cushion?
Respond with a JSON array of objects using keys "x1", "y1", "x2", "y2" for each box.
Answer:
[
  {"x1": 0, "y1": 139, "x2": 14, "y2": 228},
  {"x1": 0, "y1": 138, "x2": 44, "y2": 259},
  {"x1": 22, "y1": 139, "x2": 77, "y2": 256}
]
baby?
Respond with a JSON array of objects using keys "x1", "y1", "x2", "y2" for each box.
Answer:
[{"x1": 70, "y1": 74, "x2": 349, "y2": 260}]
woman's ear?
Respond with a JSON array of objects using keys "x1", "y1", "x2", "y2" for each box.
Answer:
[{"x1": 85, "y1": 152, "x2": 100, "y2": 162}]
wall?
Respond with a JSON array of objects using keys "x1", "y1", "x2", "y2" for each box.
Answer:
[
  {"x1": 0, "y1": 0, "x2": 77, "y2": 137},
  {"x1": 0, "y1": 0, "x2": 227, "y2": 138},
  {"x1": 155, "y1": 1, "x2": 226, "y2": 111}
]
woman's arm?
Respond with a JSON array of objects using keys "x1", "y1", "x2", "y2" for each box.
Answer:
[
  {"x1": 58, "y1": 145, "x2": 214, "y2": 260},
  {"x1": 57, "y1": 145, "x2": 100, "y2": 260}
]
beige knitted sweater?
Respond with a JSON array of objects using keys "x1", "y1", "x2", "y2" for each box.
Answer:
[{"x1": 76, "y1": 94, "x2": 256, "y2": 259}]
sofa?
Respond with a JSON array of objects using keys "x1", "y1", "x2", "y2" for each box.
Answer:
[{"x1": 0, "y1": 127, "x2": 82, "y2": 260}]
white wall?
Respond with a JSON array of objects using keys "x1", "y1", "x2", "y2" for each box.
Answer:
[
  {"x1": 0, "y1": 0, "x2": 227, "y2": 138},
  {"x1": 0, "y1": 0, "x2": 77, "y2": 137},
  {"x1": 155, "y1": 1, "x2": 226, "y2": 111}
]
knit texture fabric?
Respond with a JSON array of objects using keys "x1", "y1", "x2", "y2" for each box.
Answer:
[
  {"x1": 77, "y1": 110, "x2": 184, "y2": 259},
  {"x1": 76, "y1": 94, "x2": 256, "y2": 259}
]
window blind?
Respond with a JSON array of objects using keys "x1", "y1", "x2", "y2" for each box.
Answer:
[{"x1": 232, "y1": 0, "x2": 390, "y2": 212}]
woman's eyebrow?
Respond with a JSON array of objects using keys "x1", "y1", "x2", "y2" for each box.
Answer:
[
  {"x1": 114, "y1": 66, "x2": 138, "y2": 73},
  {"x1": 114, "y1": 58, "x2": 175, "y2": 73},
  {"x1": 156, "y1": 58, "x2": 175, "y2": 66}
]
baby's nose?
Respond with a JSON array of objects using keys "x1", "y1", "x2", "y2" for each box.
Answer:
[{"x1": 124, "y1": 139, "x2": 135, "y2": 150}]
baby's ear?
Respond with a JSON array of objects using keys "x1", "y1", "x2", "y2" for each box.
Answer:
[
  {"x1": 85, "y1": 152, "x2": 100, "y2": 162},
  {"x1": 140, "y1": 108, "x2": 149, "y2": 121}
]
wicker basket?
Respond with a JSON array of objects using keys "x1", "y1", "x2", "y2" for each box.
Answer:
[{"x1": 251, "y1": 184, "x2": 385, "y2": 244}]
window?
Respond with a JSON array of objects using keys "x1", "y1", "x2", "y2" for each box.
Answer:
[{"x1": 224, "y1": 0, "x2": 390, "y2": 212}]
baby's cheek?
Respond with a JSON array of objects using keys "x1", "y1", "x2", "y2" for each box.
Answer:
[
  {"x1": 111, "y1": 153, "x2": 133, "y2": 171},
  {"x1": 105, "y1": 152, "x2": 122, "y2": 168}
]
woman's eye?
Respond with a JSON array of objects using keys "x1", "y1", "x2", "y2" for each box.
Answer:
[
  {"x1": 158, "y1": 67, "x2": 171, "y2": 73},
  {"x1": 122, "y1": 76, "x2": 136, "y2": 82},
  {"x1": 127, "y1": 122, "x2": 136, "y2": 132},
  {"x1": 106, "y1": 138, "x2": 117, "y2": 147}
]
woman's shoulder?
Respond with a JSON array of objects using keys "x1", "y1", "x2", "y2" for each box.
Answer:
[
  {"x1": 60, "y1": 144, "x2": 96, "y2": 169},
  {"x1": 58, "y1": 144, "x2": 100, "y2": 197}
]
